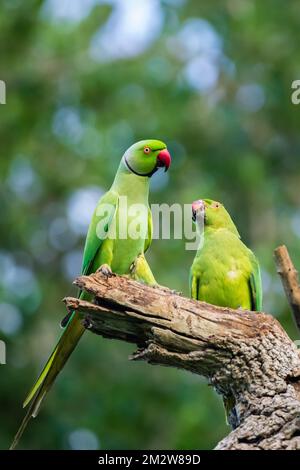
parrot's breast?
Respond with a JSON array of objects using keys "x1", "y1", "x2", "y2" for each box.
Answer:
[
  {"x1": 192, "y1": 229, "x2": 254, "y2": 310},
  {"x1": 111, "y1": 201, "x2": 149, "y2": 275}
]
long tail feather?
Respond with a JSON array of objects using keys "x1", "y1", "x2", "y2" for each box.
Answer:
[
  {"x1": 10, "y1": 313, "x2": 85, "y2": 450},
  {"x1": 23, "y1": 345, "x2": 59, "y2": 408},
  {"x1": 10, "y1": 400, "x2": 38, "y2": 450}
]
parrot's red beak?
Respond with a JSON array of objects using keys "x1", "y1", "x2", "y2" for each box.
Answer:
[
  {"x1": 157, "y1": 149, "x2": 171, "y2": 172},
  {"x1": 192, "y1": 200, "x2": 205, "y2": 222}
]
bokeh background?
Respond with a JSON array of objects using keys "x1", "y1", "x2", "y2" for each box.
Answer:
[{"x1": 1, "y1": 0, "x2": 300, "y2": 450}]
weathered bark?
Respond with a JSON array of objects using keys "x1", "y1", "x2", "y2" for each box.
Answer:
[{"x1": 64, "y1": 259, "x2": 300, "y2": 450}]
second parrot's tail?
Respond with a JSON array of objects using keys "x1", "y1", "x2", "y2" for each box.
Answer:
[{"x1": 10, "y1": 313, "x2": 85, "y2": 450}]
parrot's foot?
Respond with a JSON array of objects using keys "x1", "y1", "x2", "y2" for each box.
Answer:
[
  {"x1": 129, "y1": 253, "x2": 156, "y2": 285},
  {"x1": 97, "y1": 264, "x2": 113, "y2": 277}
]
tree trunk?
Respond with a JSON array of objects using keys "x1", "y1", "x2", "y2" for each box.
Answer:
[{"x1": 64, "y1": 249, "x2": 300, "y2": 450}]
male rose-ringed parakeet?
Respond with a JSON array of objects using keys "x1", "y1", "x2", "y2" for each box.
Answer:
[
  {"x1": 190, "y1": 199, "x2": 262, "y2": 311},
  {"x1": 190, "y1": 199, "x2": 262, "y2": 426},
  {"x1": 11, "y1": 139, "x2": 171, "y2": 449}
]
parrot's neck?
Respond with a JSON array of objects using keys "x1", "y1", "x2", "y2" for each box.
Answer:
[
  {"x1": 195, "y1": 223, "x2": 205, "y2": 253},
  {"x1": 195, "y1": 224, "x2": 241, "y2": 257},
  {"x1": 111, "y1": 160, "x2": 150, "y2": 202},
  {"x1": 205, "y1": 225, "x2": 240, "y2": 238}
]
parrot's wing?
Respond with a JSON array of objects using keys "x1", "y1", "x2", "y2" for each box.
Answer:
[
  {"x1": 248, "y1": 252, "x2": 263, "y2": 311},
  {"x1": 144, "y1": 207, "x2": 153, "y2": 253},
  {"x1": 81, "y1": 189, "x2": 119, "y2": 275},
  {"x1": 60, "y1": 189, "x2": 119, "y2": 328}
]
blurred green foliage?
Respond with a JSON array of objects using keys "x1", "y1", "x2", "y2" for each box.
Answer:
[{"x1": 1, "y1": 0, "x2": 300, "y2": 450}]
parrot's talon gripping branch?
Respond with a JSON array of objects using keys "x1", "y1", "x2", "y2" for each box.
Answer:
[
  {"x1": 97, "y1": 264, "x2": 114, "y2": 278},
  {"x1": 64, "y1": 267, "x2": 300, "y2": 450},
  {"x1": 274, "y1": 245, "x2": 300, "y2": 333}
]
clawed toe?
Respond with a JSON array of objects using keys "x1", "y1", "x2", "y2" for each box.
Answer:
[{"x1": 97, "y1": 264, "x2": 113, "y2": 277}]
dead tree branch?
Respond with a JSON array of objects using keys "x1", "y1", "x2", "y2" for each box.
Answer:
[
  {"x1": 274, "y1": 245, "x2": 300, "y2": 332},
  {"x1": 64, "y1": 255, "x2": 300, "y2": 450}
]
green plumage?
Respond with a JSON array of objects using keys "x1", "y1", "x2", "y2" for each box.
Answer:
[
  {"x1": 11, "y1": 139, "x2": 170, "y2": 449},
  {"x1": 190, "y1": 199, "x2": 262, "y2": 311},
  {"x1": 190, "y1": 199, "x2": 262, "y2": 426}
]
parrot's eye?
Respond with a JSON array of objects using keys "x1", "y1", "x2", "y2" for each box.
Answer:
[{"x1": 144, "y1": 146, "x2": 151, "y2": 155}]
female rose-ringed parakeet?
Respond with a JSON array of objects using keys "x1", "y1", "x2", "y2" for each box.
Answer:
[
  {"x1": 190, "y1": 199, "x2": 262, "y2": 425},
  {"x1": 190, "y1": 199, "x2": 262, "y2": 311},
  {"x1": 11, "y1": 139, "x2": 171, "y2": 449}
]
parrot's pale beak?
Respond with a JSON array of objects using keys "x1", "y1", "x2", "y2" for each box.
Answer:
[
  {"x1": 192, "y1": 200, "x2": 205, "y2": 222},
  {"x1": 157, "y1": 149, "x2": 171, "y2": 172}
]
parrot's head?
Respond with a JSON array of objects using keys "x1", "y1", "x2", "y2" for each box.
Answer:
[
  {"x1": 123, "y1": 139, "x2": 171, "y2": 177},
  {"x1": 192, "y1": 199, "x2": 240, "y2": 236}
]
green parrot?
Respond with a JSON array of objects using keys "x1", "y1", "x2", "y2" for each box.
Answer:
[
  {"x1": 11, "y1": 139, "x2": 171, "y2": 449},
  {"x1": 190, "y1": 199, "x2": 262, "y2": 311},
  {"x1": 190, "y1": 199, "x2": 262, "y2": 426}
]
